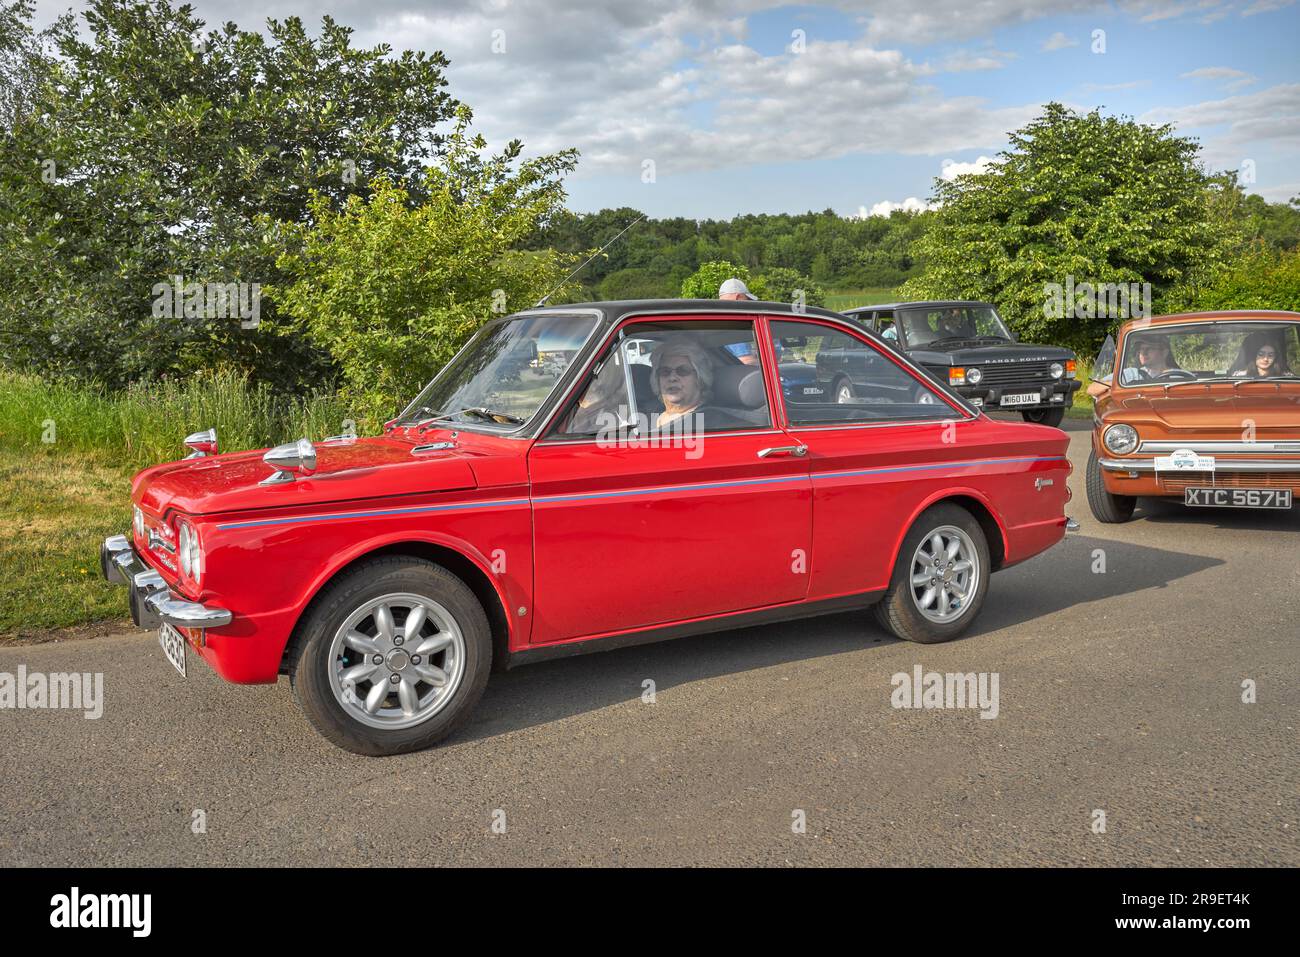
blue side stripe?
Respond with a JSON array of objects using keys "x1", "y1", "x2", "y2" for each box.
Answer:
[
  {"x1": 217, "y1": 497, "x2": 531, "y2": 530},
  {"x1": 214, "y1": 455, "x2": 1066, "y2": 530},
  {"x1": 818, "y1": 454, "x2": 1067, "y2": 482}
]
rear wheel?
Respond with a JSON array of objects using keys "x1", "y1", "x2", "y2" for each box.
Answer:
[
  {"x1": 288, "y1": 557, "x2": 492, "y2": 755},
  {"x1": 833, "y1": 376, "x2": 854, "y2": 404},
  {"x1": 874, "y1": 503, "x2": 991, "y2": 644},
  {"x1": 1021, "y1": 406, "x2": 1065, "y2": 428},
  {"x1": 1086, "y1": 448, "x2": 1136, "y2": 524}
]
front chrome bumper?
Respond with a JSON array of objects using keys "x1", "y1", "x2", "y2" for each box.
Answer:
[
  {"x1": 1098, "y1": 457, "x2": 1300, "y2": 473},
  {"x1": 100, "y1": 535, "x2": 232, "y2": 631}
]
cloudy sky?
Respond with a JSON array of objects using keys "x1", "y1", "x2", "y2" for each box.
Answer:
[{"x1": 33, "y1": 0, "x2": 1300, "y2": 218}]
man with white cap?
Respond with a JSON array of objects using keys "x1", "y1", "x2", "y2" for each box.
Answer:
[{"x1": 718, "y1": 277, "x2": 757, "y2": 301}]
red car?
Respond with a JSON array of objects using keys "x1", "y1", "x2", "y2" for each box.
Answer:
[{"x1": 100, "y1": 300, "x2": 1073, "y2": 754}]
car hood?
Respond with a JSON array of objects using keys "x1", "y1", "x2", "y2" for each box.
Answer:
[
  {"x1": 908, "y1": 342, "x2": 1074, "y2": 366},
  {"x1": 1109, "y1": 384, "x2": 1300, "y2": 433},
  {"x1": 133, "y1": 435, "x2": 478, "y2": 517}
]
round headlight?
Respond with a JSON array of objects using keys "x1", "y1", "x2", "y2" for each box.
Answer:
[
  {"x1": 1103, "y1": 424, "x2": 1139, "y2": 455},
  {"x1": 1049, "y1": 362, "x2": 1064, "y2": 379},
  {"x1": 966, "y1": 367, "x2": 983, "y2": 385}
]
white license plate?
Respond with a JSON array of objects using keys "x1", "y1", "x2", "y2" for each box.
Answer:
[
  {"x1": 159, "y1": 622, "x2": 187, "y2": 677},
  {"x1": 1184, "y1": 487, "x2": 1292, "y2": 509},
  {"x1": 999, "y1": 392, "x2": 1040, "y2": 407}
]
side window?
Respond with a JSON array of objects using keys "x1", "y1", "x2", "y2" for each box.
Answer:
[
  {"x1": 552, "y1": 319, "x2": 771, "y2": 437},
  {"x1": 875, "y1": 309, "x2": 898, "y2": 343},
  {"x1": 769, "y1": 320, "x2": 953, "y2": 425}
]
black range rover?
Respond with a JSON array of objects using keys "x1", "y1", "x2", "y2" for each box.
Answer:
[{"x1": 842, "y1": 300, "x2": 1081, "y2": 427}]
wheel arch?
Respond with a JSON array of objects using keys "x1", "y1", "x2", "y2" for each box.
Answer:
[
  {"x1": 889, "y1": 488, "x2": 1008, "y2": 574},
  {"x1": 280, "y1": 536, "x2": 513, "y2": 676}
]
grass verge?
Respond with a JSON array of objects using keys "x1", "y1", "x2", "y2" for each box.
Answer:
[{"x1": 0, "y1": 445, "x2": 133, "y2": 639}]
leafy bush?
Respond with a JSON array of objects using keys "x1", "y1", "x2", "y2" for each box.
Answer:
[
  {"x1": 271, "y1": 108, "x2": 577, "y2": 420},
  {"x1": 1165, "y1": 244, "x2": 1300, "y2": 314}
]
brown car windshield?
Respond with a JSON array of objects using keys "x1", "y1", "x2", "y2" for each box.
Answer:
[{"x1": 1117, "y1": 321, "x2": 1300, "y2": 386}]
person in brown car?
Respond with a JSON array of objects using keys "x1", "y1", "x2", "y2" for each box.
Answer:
[
  {"x1": 1130, "y1": 336, "x2": 1178, "y2": 380},
  {"x1": 1231, "y1": 331, "x2": 1292, "y2": 378}
]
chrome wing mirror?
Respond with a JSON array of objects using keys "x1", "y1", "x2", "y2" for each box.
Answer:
[
  {"x1": 260, "y1": 438, "x2": 317, "y2": 485},
  {"x1": 183, "y1": 428, "x2": 218, "y2": 459}
]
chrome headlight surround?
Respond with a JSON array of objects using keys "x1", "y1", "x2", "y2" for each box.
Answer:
[
  {"x1": 1049, "y1": 362, "x2": 1065, "y2": 380},
  {"x1": 965, "y1": 367, "x2": 983, "y2": 385},
  {"x1": 1103, "y1": 423, "x2": 1139, "y2": 455},
  {"x1": 177, "y1": 520, "x2": 202, "y2": 585},
  {"x1": 133, "y1": 505, "x2": 145, "y2": 540}
]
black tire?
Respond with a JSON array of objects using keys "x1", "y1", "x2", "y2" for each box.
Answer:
[
  {"x1": 288, "y1": 556, "x2": 492, "y2": 756},
  {"x1": 1021, "y1": 406, "x2": 1065, "y2": 428},
  {"x1": 1086, "y1": 448, "x2": 1136, "y2": 524},
  {"x1": 874, "y1": 503, "x2": 991, "y2": 644}
]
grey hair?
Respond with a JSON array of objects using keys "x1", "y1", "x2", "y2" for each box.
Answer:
[{"x1": 649, "y1": 337, "x2": 714, "y2": 401}]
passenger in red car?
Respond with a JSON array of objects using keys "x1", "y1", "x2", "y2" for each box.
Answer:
[{"x1": 650, "y1": 339, "x2": 709, "y2": 429}]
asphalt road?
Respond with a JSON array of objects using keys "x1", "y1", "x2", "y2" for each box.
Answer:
[{"x1": 2, "y1": 418, "x2": 1296, "y2": 866}]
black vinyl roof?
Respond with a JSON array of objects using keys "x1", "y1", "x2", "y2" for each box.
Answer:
[
  {"x1": 522, "y1": 298, "x2": 850, "y2": 325},
  {"x1": 842, "y1": 300, "x2": 994, "y2": 315}
]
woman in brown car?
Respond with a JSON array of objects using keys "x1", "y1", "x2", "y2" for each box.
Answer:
[{"x1": 1231, "y1": 332, "x2": 1293, "y2": 378}]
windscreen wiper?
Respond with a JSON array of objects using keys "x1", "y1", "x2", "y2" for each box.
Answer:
[{"x1": 457, "y1": 407, "x2": 526, "y2": 425}]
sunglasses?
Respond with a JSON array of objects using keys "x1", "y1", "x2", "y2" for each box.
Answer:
[{"x1": 657, "y1": 364, "x2": 696, "y2": 378}]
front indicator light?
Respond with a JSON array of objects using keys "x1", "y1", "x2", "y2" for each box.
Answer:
[
  {"x1": 948, "y1": 368, "x2": 966, "y2": 386},
  {"x1": 1065, "y1": 359, "x2": 1077, "y2": 379},
  {"x1": 1103, "y1": 424, "x2": 1139, "y2": 455}
]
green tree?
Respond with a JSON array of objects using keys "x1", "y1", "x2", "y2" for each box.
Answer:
[
  {"x1": 0, "y1": 0, "x2": 458, "y2": 387},
  {"x1": 271, "y1": 108, "x2": 577, "y2": 421},
  {"x1": 1165, "y1": 243, "x2": 1300, "y2": 314},
  {"x1": 900, "y1": 103, "x2": 1237, "y2": 352},
  {"x1": 679, "y1": 260, "x2": 771, "y2": 299},
  {"x1": 756, "y1": 267, "x2": 825, "y2": 307},
  {"x1": 0, "y1": 0, "x2": 68, "y2": 129}
]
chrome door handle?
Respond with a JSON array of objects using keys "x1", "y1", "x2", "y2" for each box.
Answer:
[{"x1": 757, "y1": 445, "x2": 808, "y2": 458}]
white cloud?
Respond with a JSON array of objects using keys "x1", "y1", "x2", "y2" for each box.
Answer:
[
  {"x1": 1180, "y1": 66, "x2": 1258, "y2": 92},
  {"x1": 863, "y1": 197, "x2": 934, "y2": 217},
  {"x1": 1042, "y1": 31, "x2": 1079, "y2": 51},
  {"x1": 1142, "y1": 84, "x2": 1300, "y2": 171},
  {"x1": 940, "y1": 156, "x2": 998, "y2": 179}
]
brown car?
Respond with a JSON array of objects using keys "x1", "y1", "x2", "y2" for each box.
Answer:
[{"x1": 1085, "y1": 310, "x2": 1300, "y2": 523}]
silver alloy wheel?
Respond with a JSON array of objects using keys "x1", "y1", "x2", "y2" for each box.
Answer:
[
  {"x1": 909, "y1": 525, "x2": 980, "y2": 624},
  {"x1": 327, "y1": 592, "x2": 467, "y2": 730},
  {"x1": 836, "y1": 380, "x2": 853, "y2": 404}
]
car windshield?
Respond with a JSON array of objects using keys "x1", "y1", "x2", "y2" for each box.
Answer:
[
  {"x1": 898, "y1": 305, "x2": 1011, "y2": 347},
  {"x1": 1117, "y1": 321, "x2": 1300, "y2": 386},
  {"x1": 397, "y1": 313, "x2": 599, "y2": 427}
]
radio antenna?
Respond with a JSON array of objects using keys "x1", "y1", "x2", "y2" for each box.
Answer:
[{"x1": 534, "y1": 214, "x2": 645, "y2": 307}]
